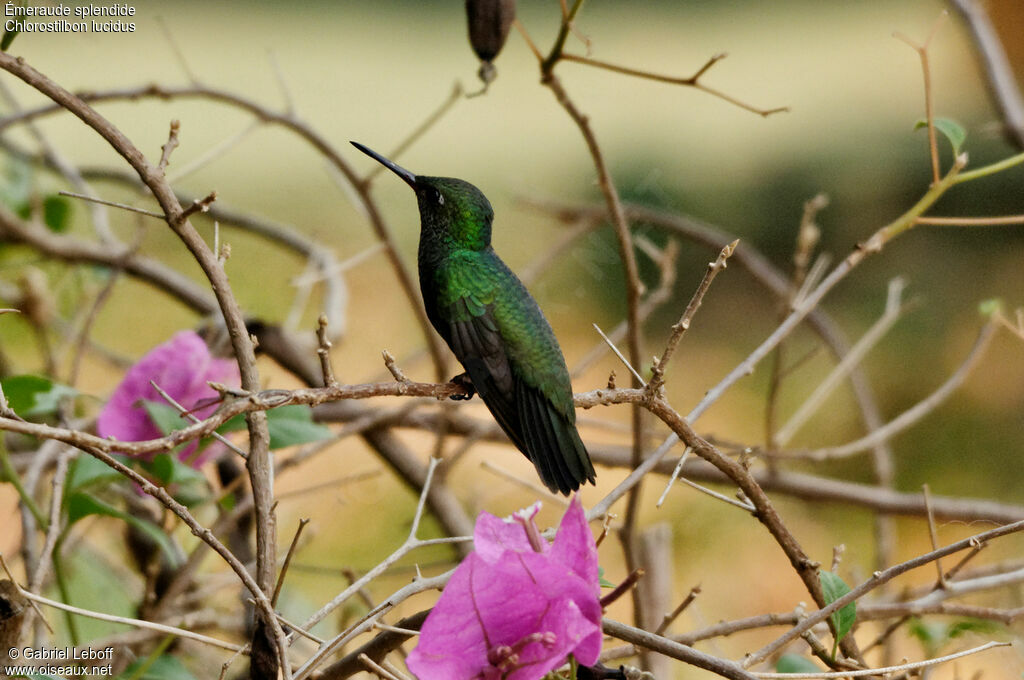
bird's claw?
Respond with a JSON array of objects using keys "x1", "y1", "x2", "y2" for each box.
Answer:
[{"x1": 449, "y1": 372, "x2": 476, "y2": 401}]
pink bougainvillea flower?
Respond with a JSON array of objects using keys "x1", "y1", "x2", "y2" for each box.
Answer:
[
  {"x1": 96, "y1": 331, "x2": 239, "y2": 467},
  {"x1": 407, "y1": 496, "x2": 601, "y2": 680}
]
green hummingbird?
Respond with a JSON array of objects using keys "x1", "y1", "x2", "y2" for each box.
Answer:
[{"x1": 351, "y1": 142, "x2": 596, "y2": 495}]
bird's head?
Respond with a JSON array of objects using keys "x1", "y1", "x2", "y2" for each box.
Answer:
[{"x1": 351, "y1": 141, "x2": 493, "y2": 251}]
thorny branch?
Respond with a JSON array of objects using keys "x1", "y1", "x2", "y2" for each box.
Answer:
[
  {"x1": 0, "y1": 7, "x2": 1022, "y2": 680},
  {"x1": 0, "y1": 52, "x2": 290, "y2": 677}
]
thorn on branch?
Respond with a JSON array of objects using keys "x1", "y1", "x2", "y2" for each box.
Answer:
[
  {"x1": 180, "y1": 190, "x2": 217, "y2": 220},
  {"x1": 382, "y1": 349, "x2": 411, "y2": 385},
  {"x1": 158, "y1": 119, "x2": 180, "y2": 173},
  {"x1": 272, "y1": 517, "x2": 310, "y2": 607},
  {"x1": 654, "y1": 584, "x2": 701, "y2": 635},
  {"x1": 647, "y1": 238, "x2": 737, "y2": 395},
  {"x1": 317, "y1": 315, "x2": 338, "y2": 387},
  {"x1": 600, "y1": 568, "x2": 644, "y2": 609},
  {"x1": 831, "y1": 544, "x2": 845, "y2": 572}
]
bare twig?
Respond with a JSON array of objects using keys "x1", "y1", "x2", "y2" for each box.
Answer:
[
  {"x1": 273, "y1": 518, "x2": 310, "y2": 607},
  {"x1": 560, "y1": 52, "x2": 789, "y2": 118},
  {"x1": 741, "y1": 517, "x2": 1024, "y2": 668},
  {"x1": 0, "y1": 80, "x2": 448, "y2": 377},
  {"x1": 655, "y1": 584, "x2": 701, "y2": 636},
  {"x1": 894, "y1": 11, "x2": 949, "y2": 184},
  {"x1": 0, "y1": 51, "x2": 289, "y2": 676},
  {"x1": 602, "y1": 618, "x2": 757, "y2": 680},
  {"x1": 149, "y1": 380, "x2": 248, "y2": 460},
  {"x1": 316, "y1": 315, "x2": 337, "y2": 387},
  {"x1": 19, "y1": 587, "x2": 244, "y2": 653},
  {"x1": 593, "y1": 323, "x2": 645, "y2": 385},
  {"x1": 772, "y1": 277, "x2": 910, "y2": 447},
  {"x1": 794, "y1": 320, "x2": 997, "y2": 460},
  {"x1": 751, "y1": 641, "x2": 1009, "y2": 678},
  {"x1": 382, "y1": 350, "x2": 412, "y2": 385},
  {"x1": 647, "y1": 238, "x2": 737, "y2": 395},
  {"x1": 157, "y1": 119, "x2": 180, "y2": 173},
  {"x1": 600, "y1": 568, "x2": 645, "y2": 609}
]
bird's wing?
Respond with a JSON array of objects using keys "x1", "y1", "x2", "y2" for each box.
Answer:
[
  {"x1": 444, "y1": 290, "x2": 593, "y2": 494},
  {"x1": 445, "y1": 293, "x2": 525, "y2": 450}
]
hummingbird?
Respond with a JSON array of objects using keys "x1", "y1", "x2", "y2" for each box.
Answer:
[{"x1": 351, "y1": 142, "x2": 596, "y2": 495}]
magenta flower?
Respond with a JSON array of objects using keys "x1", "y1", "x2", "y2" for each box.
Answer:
[
  {"x1": 407, "y1": 497, "x2": 602, "y2": 680},
  {"x1": 97, "y1": 331, "x2": 240, "y2": 467}
]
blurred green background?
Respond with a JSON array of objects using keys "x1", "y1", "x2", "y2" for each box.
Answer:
[{"x1": 0, "y1": 0, "x2": 1022, "y2": 677}]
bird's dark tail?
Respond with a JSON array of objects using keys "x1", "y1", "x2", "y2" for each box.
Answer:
[{"x1": 518, "y1": 381, "x2": 596, "y2": 495}]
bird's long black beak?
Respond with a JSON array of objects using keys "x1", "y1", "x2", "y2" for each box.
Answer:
[{"x1": 350, "y1": 141, "x2": 418, "y2": 189}]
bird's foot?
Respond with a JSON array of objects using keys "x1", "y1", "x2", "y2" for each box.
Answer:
[{"x1": 448, "y1": 372, "x2": 476, "y2": 401}]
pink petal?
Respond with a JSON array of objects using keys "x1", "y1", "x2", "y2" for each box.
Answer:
[
  {"x1": 407, "y1": 555, "x2": 490, "y2": 679},
  {"x1": 551, "y1": 495, "x2": 599, "y2": 587},
  {"x1": 473, "y1": 506, "x2": 547, "y2": 564},
  {"x1": 96, "y1": 331, "x2": 240, "y2": 466},
  {"x1": 410, "y1": 500, "x2": 604, "y2": 679}
]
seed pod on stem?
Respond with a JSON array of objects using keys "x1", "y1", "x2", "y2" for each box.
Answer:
[{"x1": 466, "y1": 0, "x2": 516, "y2": 86}]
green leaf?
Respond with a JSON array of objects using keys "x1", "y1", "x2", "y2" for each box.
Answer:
[
  {"x1": 42, "y1": 194, "x2": 71, "y2": 232},
  {"x1": 264, "y1": 405, "x2": 332, "y2": 449},
  {"x1": 143, "y1": 452, "x2": 210, "y2": 506},
  {"x1": 141, "y1": 399, "x2": 187, "y2": 435},
  {"x1": 147, "y1": 452, "x2": 205, "y2": 486},
  {"x1": 775, "y1": 654, "x2": 820, "y2": 672},
  {"x1": 1, "y1": 375, "x2": 78, "y2": 417},
  {"x1": 597, "y1": 566, "x2": 615, "y2": 589},
  {"x1": 65, "y1": 492, "x2": 180, "y2": 566},
  {"x1": 908, "y1": 617, "x2": 947, "y2": 655},
  {"x1": 914, "y1": 117, "x2": 967, "y2": 155},
  {"x1": 0, "y1": 158, "x2": 31, "y2": 211},
  {"x1": 820, "y1": 570, "x2": 857, "y2": 654},
  {"x1": 947, "y1": 618, "x2": 1001, "y2": 638},
  {"x1": 978, "y1": 298, "x2": 1003, "y2": 317},
  {"x1": 66, "y1": 455, "x2": 123, "y2": 494},
  {"x1": 119, "y1": 653, "x2": 195, "y2": 680},
  {"x1": 218, "y1": 490, "x2": 237, "y2": 512}
]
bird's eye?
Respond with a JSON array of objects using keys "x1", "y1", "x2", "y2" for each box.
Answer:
[{"x1": 432, "y1": 188, "x2": 444, "y2": 206}]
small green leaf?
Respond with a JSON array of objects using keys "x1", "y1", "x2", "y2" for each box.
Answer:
[
  {"x1": 978, "y1": 298, "x2": 1003, "y2": 317},
  {"x1": 775, "y1": 654, "x2": 820, "y2": 672},
  {"x1": 134, "y1": 450, "x2": 209, "y2": 501},
  {"x1": 908, "y1": 617, "x2": 947, "y2": 655},
  {"x1": 65, "y1": 492, "x2": 180, "y2": 565},
  {"x1": 142, "y1": 452, "x2": 209, "y2": 506},
  {"x1": 42, "y1": 195, "x2": 71, "y2": 232},
  {"x1": 66, "y1": 455, "x2": 123, "y2": 494},
  {"x1": 147, "y1": 452, "x2": 204, "y2": 486},
  {"x1": 947, "y1": 618, "x2": 1001, "y2": 638},
  {"x1": 0, "y1": 158, "x2": 31, "y2": 211},
  {"x1": 216, "y1": 405, "x2": 331, "y2": 449},
  {"x1": 264, "y1": 405, "x2": 332, "y2": 449},
  {"x1": 141, "y1": 400, "x2": 188, "y2": 435},
  {"x1": 914, "y1": 117, "x2": 967, "y2": 155},
  {"x1": 218, "y1": 491, "x2": 237, "y2": 512},
  {"x1": 597, "y1": 566, "x2": 615, "y2": 589},
  {"x1": 820, "y1": 570, "x2": 857, "y2": 654},
  {"x1": 1, "y1": 375, "x2": 78, "y2": 417}
]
